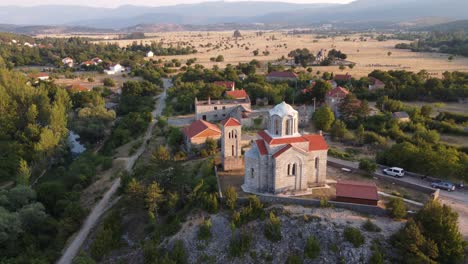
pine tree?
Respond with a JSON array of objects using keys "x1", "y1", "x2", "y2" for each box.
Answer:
[
  {"x1": 17, "y1": 159, "x2": 31, "y2": 185},
  {"x1": 145, "y1": 182, "x2": 164, "y2": 219}
]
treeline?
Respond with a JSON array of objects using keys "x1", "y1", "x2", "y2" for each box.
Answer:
[
  {"x1": 0, "y1": 35, "x2": 197, "y2": 68},
  {"x1": 0, "y1": 69, "x2": 70, "y2": 183},
  {"x1": 351, "y1": 70, "x2": 468, "y2": 102},
  {"x1": 395, "y1": 31, "x2": 468, "y2": 57}
]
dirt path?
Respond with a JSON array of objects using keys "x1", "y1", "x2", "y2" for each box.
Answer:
[{"x1": 57, "y1": 79, "x2": 171, "y2": 264}]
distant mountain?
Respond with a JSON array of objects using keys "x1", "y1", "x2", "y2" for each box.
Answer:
[
  {"x1": 0, "y1": 0, "x2": 467, "y2": 32},
  {"x1": 415, "y1": 19, "x2": 468, "y2": 33},
  {"x1": 253, "y1": 0, "x2": 468, "y2": 25},
  {"x1": 0, "y1": 2, "x2": 337, "y2": 27}
]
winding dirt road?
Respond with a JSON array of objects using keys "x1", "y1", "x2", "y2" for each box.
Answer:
[{"x1": 57, "y1": 78, "x2": 171, "y2": 264}]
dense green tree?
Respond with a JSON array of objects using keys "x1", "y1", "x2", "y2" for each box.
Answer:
[
  {"x1": 387, "y1": 197, "x2": 406, "y2": 219},
  {"x1": 313, "y1": 106, "x2": 335, "y2": 131}
]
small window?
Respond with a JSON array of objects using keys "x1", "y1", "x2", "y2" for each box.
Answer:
[
  {"x1": 214, "y1": 107, "x2": 218, "y2": 110},
  {"x1": 251, "y1": 168, "x2": 255, "y2": 178},
  {"x1": 223, "y1": 106, "x2": 226, "y2": 110},
  {"x1": 202, "y1": 115, "x2": 207, "y2": 120}
]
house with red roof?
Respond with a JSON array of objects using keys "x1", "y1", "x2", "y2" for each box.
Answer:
[
  {"x1": 214, "y1": 81, "x2": 236, "y2": 91},
  {"x1": 336, "y1": 180, "x2": 379, "y2": 206},
  {"x1": 243, "y1": 102, "x2": 328, "y2": 195},
  {"x1": 334, "y1": 73, "x2": 352, "y2": 82},
  {"x1": 266, "y1": 71, "x2": 298, "y2": 82},
  {"x1": 225, "y1": 89, "x2": 248, "y2": 100},
  {"x1": 182, "y1": 119, "x2": 222, "y2": 152},
  {"x1": 66, "y1": 84, "x2": 91, "y2": 93},
  {"x1": 28, "y1": 72, "x2": 50, "y2": 81},
  {"x1": 368, "y1": 77, "x2": 385, "y2": 91},
  {"x1": 325, "y1": 86, "x2": 350, "y2": 116}
]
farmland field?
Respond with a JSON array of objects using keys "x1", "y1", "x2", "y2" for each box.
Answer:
[{"x1": 59, "y1": 30, "x2": 468, "y2": 78}]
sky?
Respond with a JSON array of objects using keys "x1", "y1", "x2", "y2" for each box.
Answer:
[{"x1": 0, "y1": 0, "x2": 354, "y2": 8}]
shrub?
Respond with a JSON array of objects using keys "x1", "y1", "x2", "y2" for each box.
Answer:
[
  {"x1": 224, "y1": 186, "x2": 238, "y2": 210},
  {"x1": 362, "y1": 219, "x2": 381, "y2": 232},
  {"x1": 304, "y1": 235, "x2": 320, "y2": 259},
  {"x1": 87, "y1": 77, "x2": 95, "y2": 82},
  {"x1": 198, "y1": 218, "x2": 212, "y2": 241},
  {"x1": 103, "y1": 78, "x2": 115, "y2": 87},
  {"x1": 359, "y1": 159, "x2": 377, "y2": 175},
  {"x1": 171, "y1": 240, "x2": 188, "y2": 264},
  {"x1": 369, "y1": 240, "x2": 384, "y2": 264},
  {"x1": 344, "y1": 227, "x2": 365, "y2": 248},
  {"x1": 286, "y1": 253, "x2": 303, "y2": 264},
  {"x1": 319, "y1": 197, "x2": 333, "y2": 208},
  {"x1": 229, "y1": 231, "x2": 252, "y2": 257},
  {"x1": 264, "y1": 211, "x2": 282, "y2": 242},
  {"x1": 387, "y1": 197, "x2": 406, "y2": 219}
]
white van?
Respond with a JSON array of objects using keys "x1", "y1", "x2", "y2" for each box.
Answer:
[{"x1": 382, "y1": 167, "x2": 405, "y2": 177}]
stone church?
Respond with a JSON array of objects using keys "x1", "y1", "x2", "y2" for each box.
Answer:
[
  {"x1": 243, "y1": 102, "x2": 328, "y2": 194},
  {"x1": 221, "y1": 117, "x2": 243, "y2": 171}
]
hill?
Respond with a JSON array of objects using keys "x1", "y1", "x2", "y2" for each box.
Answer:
[{"x1": 416, "y1": 19, "x2": 468, "y2": 32}]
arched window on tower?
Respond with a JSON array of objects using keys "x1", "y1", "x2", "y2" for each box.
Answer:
[
  {"x1": 286, "y1": 119, "x2": 291, "y2": 135},
  {"x1": 292, "y1": 163, "x2": 297, "y2": 176},
  {"x1": 232, "y1": 145, "x2": 235, "y2": 156},
  {"x1": 287, "y1": 164, "x2": 291, "y2": 175},
  {"x1": 275, "y1": 118, "x2": 279, "y2": 135}
]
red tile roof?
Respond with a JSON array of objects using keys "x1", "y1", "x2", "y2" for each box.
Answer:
[
  {"x1": 272, "y1": 144, "x2": 293, "y2": 158},
  {"x1": 29, "y1": 72, "x2": 49, "y2": 78},
  {"x1": 257, "y1": 131, "x2": 328, "y2": 151},
  {"x1": 326, "y1": 86, "x2": 349, "y2": 98},
  {"x1": 182, "y1": 120, "x2": 221, "y2": 139},
  {"x1": 336, "y1": 180, "x2": 378, "y2": 201},
  {"x1": 256, "y1": 139, "x2": 268, "y2": 155},
  {"x1": 226, "y1": 89, "x2": 248, "y2": 99},
  {"x1": 66, "y1": 84, "x2": 90, "y2": 92},
  {"x1": 221, "y1": 117, "x2": 241, "y2": 127},
  {"x1": 334, "y1": 73, "x2": 352, "y2": 81},
  {"x1": 267, "y1": 71, "x2": 297, "y2": 78},
  {"x1": 214, "y1": 81, "x2": 235, "y2": 90}
]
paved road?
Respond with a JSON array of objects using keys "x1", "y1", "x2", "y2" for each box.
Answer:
[
  {"x1": 57, "y1": 79, "x2": 171, "y2": 264},
  {"x1": 328, "y1": 156, "x2": 468, "y2": 239}
]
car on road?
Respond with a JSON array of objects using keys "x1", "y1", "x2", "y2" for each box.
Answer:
[
  {"x1": 431, "y1": 181, "x2": 456, "y2": 192},
  {"x1": 382, "y1": 167, "x2": 405, "y2": 177}
]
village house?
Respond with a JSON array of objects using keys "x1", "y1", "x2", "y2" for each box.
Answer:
[
  {"x1": 214, "y1": 81, "x2": 236, "y2": 91},
  {"x1": 195, "y1": 91, "x2": 251, "y2": 122},
  {"x1": 368, "y1": 77, "x2": 385, "y2": 91},
  {"x1": 92, "y1": 57, "x2": 103, "y2": 64},
  {"x1": 182, "y1": 119, "x2": 222, "y2": 152},
  {"x1": 335, "y1": 180, "x2": 379, "y2": 206},
  {"x1": 266, "y1": 71, "x2": 298, "y2": 82},
  {"x1": 334, "y1": 73, "x2": 352, "y2": 83},
  {"x1": 146, "y1": 51, "x2": 154, "y2": 58},
  {"x1": 243, "y1": 102, "x2": 328, "y2": 195},
  {"x1": 392, "y1": 111, "x2": 410, "y2": 123},
  {"x1": 325, "y1": 86, "x2": 350, "y2": 117},
  {"x1": 105, "y1": 63, "x2": 124, "y2": 75},
  {"x1": 62, "y1": 57, "x2": 74, "y2": 68},
  {"x1": 29, "y1": 72, "x2": 50, "y2": 81},
  {"x1": 66, "y1": 84, "x2": 91, "y2": 93}
]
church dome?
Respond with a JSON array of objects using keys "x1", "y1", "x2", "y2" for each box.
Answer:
[{"x1": 269, "y1": 101, "x2": 297, "y2": 117}]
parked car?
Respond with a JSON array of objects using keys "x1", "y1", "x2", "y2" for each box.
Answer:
[
  {"x1": 431, "y1": 181, "x2": 456, "y2": 192},
  {"x1": 382, "y1": 167, "x2": 405, "y2": 177}
]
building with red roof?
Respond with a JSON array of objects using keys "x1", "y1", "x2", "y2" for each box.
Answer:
[
  {"x1": 66, "y1": 84, "x2": 91, "y2": 92},
  {"x1": 225, "y1": 89, "x2": 248, "y2": 100},
  {"x1": 28, "y1": 72, "x2": 50, "y2": 81},
  {"x1": 334, "y1": 73, "x2": 352, "y2": 82},
  {"x1": 182, "y1": 120, "x2": 221, "y2": 152},
  {"x1": 243, "y1": 102, "x2": 328, "y2": 195},
  {"x1": 266, "y1": 71, "x2": 298, "y2": 82},
  {"x1": 325, "y1": 86, "x2": 350, "y2": 117},
  {"x1": 214, "y1": 81, "x2": 236, "y2": 91},
  {"x1": 336, "y1": 180, "x2": 379, "y2": 206},
  {"x1": 368, "y1": 77, "x2": 385, "y2": 91}
]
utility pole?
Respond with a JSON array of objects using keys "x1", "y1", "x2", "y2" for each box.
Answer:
[{"x1": 312, "y1": 97, "x2": 316, "y2": 112}]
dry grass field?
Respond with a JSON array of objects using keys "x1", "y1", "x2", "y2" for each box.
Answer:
[{"x1": 84, "y1": 31, "x2": 468, "y2": 78}]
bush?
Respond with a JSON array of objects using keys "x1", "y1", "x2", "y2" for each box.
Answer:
[
  {"x1": 387, "y1": 197, "x2": 406, "y2": 219},
  {"x1": 103, "y1": 78, "x2": 115, "y2": 87},
  {"x1": 229, "y1": 231, "x2": 252, "y2": 257},
  {"x1": 224, "y1": 186, "x2": 238, "y2": 210},
  {"x1": 198, "y1": 218, "x2": 212, "y2": 241},
  {"x1": 304, "y1": 235, "x2": 320, "y2": 259},
  {"x1": 286, "y1": 254, "x2": 303, "y2": 264},
  {"x1": 359, "y1": 159, "x2": 377, "y2": 175},
  {"x1": 362, "y1": 219, "x2": 381, "y2": 232},
  {"x1": 170, "y1": 240, "x2": 188, "y2": 264},
  {"x1": 344, "y1": 227, "x2": 365, "y2": 248},
  {"x1": 319, "y1": 197, "x2": 333, "y2": 208},
  {"x1": 264, "y1": 211, "x2": 282, "y2": 242}
]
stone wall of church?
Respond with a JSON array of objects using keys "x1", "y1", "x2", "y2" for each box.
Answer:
[
  {"x1": 307, "y1": 150, "x2": 328, "y2": 186},
  {"x1": 273, "y1": 153, "x2": 309, "y2": 193}
]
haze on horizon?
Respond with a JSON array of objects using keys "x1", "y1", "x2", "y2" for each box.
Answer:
[{"x1": 0, "y1": 0, "x2": 353, "y2": 8}]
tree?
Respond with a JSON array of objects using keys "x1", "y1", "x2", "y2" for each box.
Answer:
[
  {"x1": 313, "y1": 106, "x2": 335, "y2": 131},
  {"x1": 102, "y1": 78, "x2": 115, "y2": 87},
  {"x1": 359, "y1": 159, "x2": 377, "y2": 175},
  {"x1": 215, "y1": 55, "x2": 224, "y2": 62},
  {"x1": 16, "y1": 159, "x2": 31, "y2": 185},
  {"x1": 225, "y1": 186, "x2": 238, "y2": 210},
  {"x1": 387, "y1": 51, "x2": 392, "y2": 56},
  {"x1": 344, "y1": 227, "x2": 365, "y2": 247},
  {"x1": 387, "y1": 197, "x2": 406, "y2": 219},
  {"x1": 288, "y1": 48, "x2": 315, "y2": 67},
  {"x1": 330, "y1": 120, "x2": 348, "y2": 140},
  {"x1": 420, "y1": 105, "x2": 433, "y2": 117},
  {"x1": 253, "y1": 49, "x2": 259, "y2": 56},
  {"x1": 310, "y1": 80, "x2": 332, "y2": 102},
  {"x1": 339, "y1": 94, "x2": 368, "y2": 123},
  {"x1": 145, "y1": 182, "x2": 164, "y2": 219},
  {"x1": 339, "y1": 65, "x2": 346, "y2": 71},
  {"x1": 233, "y1": 30, "x2": 242, "y2": 38},
  {"x1": 205, "y1": 138, "x2": 217, "y2": 155},
  {"x1": 153, "y1": 145, "x2": 171, "y2": 162},
  {"x1": 126, "y1": 178, "x2": 144, "y2": 205}
]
